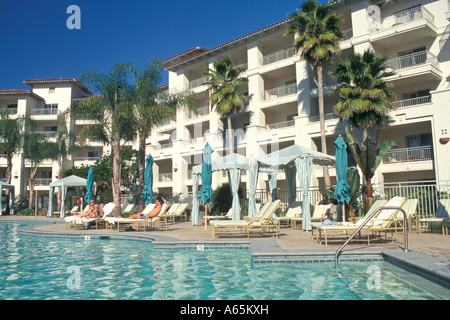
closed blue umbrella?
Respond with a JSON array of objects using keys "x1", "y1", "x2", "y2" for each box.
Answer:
[
  {"x1": 334, "y1": 136, "x2": 351, "y2": 221},
  {"x1": 141, "y1": 154, "x2": 154, "y2": 205},
  {"x1": 199, "y1": 143, "x2": 214, "y2": 205},
  {"x1": 85, "y1": 167, "x2": 94, "y2": 205}
]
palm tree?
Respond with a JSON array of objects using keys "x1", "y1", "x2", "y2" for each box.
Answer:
[
  {"x1": 0, "y1": 109, "x2": 27, "y2": 185},
  {"x1": 331, "y1": 49, "x2": 397, "y2": 201},
  {"x1": 204, "y1": 57, "x2": 249, "y2": 151},
  {"x1": 330, "y1": 49, "x2": 396, "y2": 136},
  {"x1": 22, "y1": 130, "x2": 59, "y2": 209},
  {"x1": 285, "y1": 0, "x2": 343, "y2": 190},
  {"x1": 70, "y1": 63, "x2": 137, "y2": 217},
  {"x1": 132, "y1": 58, "x2": 196, "y2": 211}
]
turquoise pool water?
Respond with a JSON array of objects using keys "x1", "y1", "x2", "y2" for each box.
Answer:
[{"x1": 0, "y1": 221, "x2": 448, "y2": 300}]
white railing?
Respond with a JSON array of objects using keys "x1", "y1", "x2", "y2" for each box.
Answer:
[
  {"x1": 373, "y1": 180, "x2": 450, "y2": 218},
  {"x1": 267, "y1": 120, "x2": 295, "y2": 130},
  {"x1": 342, "y1": 27, "x2": 353, "y2": 40},
  {"x1": 380, "y1": 6, "x2": 434, "y2": 29},
  {"x1": 264, "y1": 83, "x2": 297, "y2": 100},
  {"x1": 186, "y1": 105, "x2": 209, "y2": 119},
  {"x1": 189, "y1": 76, "x2": 208, "y2": 89},
  {"x1": 309, "y1": 112, "x2": 339, "y2": 122},
  {"x1": 35, "y1": 131, "x2": 56, "y2": 138},
  {"x1": 74, "y1": 156, "x2": 101, "y2": 162},
  {"x1": 158, "y1": 172, "x2": 173, "y2": 182},
  {"x1": 1, "y1": 108, "x2": 17, "y2": 114},
  {"x1": 263, "y1": 47, "x2": 294, "y2": 65},
  {"x1": 30, "y1": 108, "x2": 58, "y2": 115},
  {"x1": 386, "y1": 50, "x2": 439, "y2": 71},
  {"x1": 34, "y1": 178, "x2": 52, "y2": 186},
  {"x1": 392, "y1": 95, "x2": 431, "y2": 109},
  {"x1": 383, "y1": 145, "x2": 433, "y2": 163}
]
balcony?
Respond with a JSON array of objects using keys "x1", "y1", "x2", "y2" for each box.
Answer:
[
  {"x1": 264, "y1": 83, "x2": 297, "y2": 101},
  {"x1": 370, "y1": 6, "x2": 437, "y2": 48},
  {"x1": 266, "y1": 120, "x2": 295, "y2": 130},
  {"x1": 35, "y1": 131, "x2": 56, "y2": 138},
  {"x1": 34, "y1": 178, "x2": 52, "y2": 186},
  {"x1": 385, "y1": 51, "x2": 442, "y2": 85},
  {"x1": 309, "y1": 112, "x2": 339, "y2": 123},
  {"x1": 185, "y1": 105, "x2": 209, "y2": 120},
  {"x1": 158, "y1": 173, "x2": 173, "y2": 183},
  {"x1": 263, "y1": 47, "x2": 294, "y2": 66},
  {"x1": 189, "y1": 76, "x2": 208, "y2": 89},
  {"x1": 392, "y1": 95, "x2": 431, "y2": 109},
  {"x1": 0, "y1": 107, "x2": 17, "y2": 115},
  {"x1": 30, "y1": 108, "x2": 58, "y2": 116},
  {"x1": 383, "y1": 146, "x2": 433, "y2": 164}
]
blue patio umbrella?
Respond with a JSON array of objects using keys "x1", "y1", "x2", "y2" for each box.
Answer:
[
  {"x1": 334, "y1": 136, "x2": 351, "y2": 221},
  {"x1": 141, "y1": 154, "x2": 154, "y2": 205},
  {"x1": 199, "y1": 143, "x2": 214, "y2": 220},
  {"x1": 85, "y1": 167, "x2": 94, "y2": 205}
]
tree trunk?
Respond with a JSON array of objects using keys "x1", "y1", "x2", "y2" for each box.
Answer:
[
  {"x1": 227, "y1": 115, "x2": 233, "y2": 153},
  {"x1": 56, "y1": 157, "x2": 63, "y2": 211},
  {"x1": 138, "y1": 132, "x2": 146, "y2": 212},
  {"x1": 318, "y1": 64, "x2": 332, "y2": 190},
  {"x1": 28, "y1": 167, "x2": 37, "y2": 209},
  {"x1": 112, "y1": 146, "x2": 122, "y2": 217}
]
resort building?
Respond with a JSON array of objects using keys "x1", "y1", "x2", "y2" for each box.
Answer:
[{"x1": 1, "y1": 0, "x2": 450, "y2": 208}]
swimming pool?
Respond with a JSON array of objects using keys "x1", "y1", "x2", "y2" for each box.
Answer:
[{"x1": 0, "y1": 221, "x2": 448, "y2": 300}]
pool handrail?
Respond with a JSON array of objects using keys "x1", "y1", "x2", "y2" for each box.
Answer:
[{"x1": 334, "y1": 206, "x2": 409, "y2": 270}]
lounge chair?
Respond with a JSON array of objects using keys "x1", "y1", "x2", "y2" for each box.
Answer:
[
  {"x1": 243, "y1": 201, "x2": 272, "y2": 221},
  {"x1": 112, "y1": 203, "x2": 170, "y2": 232},
  {"x1": 393, "y1": 199, "x2": 418, "y2": 231},
  {"x1": 122, "y1": 203, "x2": 135, "y2": 214},
  {"x1": 104, "y1": 203, "x2": 156, "y2": 231},
  {"x1": 311, "y1": 199, "x2": 388, "y2": 239},
  {"x1": 274, "y1": 202, "x2": 302, "y2": 229},
  {"x1": 291, "y1": 203, "x2": 332, "y2": 229},
  {"x1": 418, "y1": 199, "x2": 450, "y2": 235},
  {"x1": 210, "y1": 200, "x2": 281, "y2": 239},
  {"x1": 143, "y1": 203, "x2": 171, "y2": 231},
  {"x1": 205, "y1": 208, "x2": 232, "y2": 226},
  {"x1": 64, "y1": 202, "x2": 115, "y2": 230},
  {"x1": 314, "y1": 196, "x2": 406, "y2": 246},
  {"x1": 162, "y1": 203, "x2": 189, "y2": 222}
]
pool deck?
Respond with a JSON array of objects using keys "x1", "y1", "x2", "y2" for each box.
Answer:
[{"x1": 2, "y1": 215, "x2": 449, "y2": 290}]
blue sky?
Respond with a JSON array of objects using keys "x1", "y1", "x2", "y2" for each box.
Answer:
[{"x1": 0, "y1": 0, "x2": 325, "y2": 91}]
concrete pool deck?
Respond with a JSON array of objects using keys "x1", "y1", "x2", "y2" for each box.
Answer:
[{"x1": 2, "y1": 215, "x2": 449, "y2": 290}]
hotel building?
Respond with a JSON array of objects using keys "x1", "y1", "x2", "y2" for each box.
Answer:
[{"x1": 1, "y1": 0, "x2": 449, "y2": 208}]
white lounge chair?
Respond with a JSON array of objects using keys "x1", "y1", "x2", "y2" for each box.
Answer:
[{"x1": 418, "y1": 199, "x2": 450, "y2": 235}]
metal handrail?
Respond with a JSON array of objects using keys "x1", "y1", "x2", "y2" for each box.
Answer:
[{"x1": 334, "y1": 206, "x2": 409, "y2": 270}]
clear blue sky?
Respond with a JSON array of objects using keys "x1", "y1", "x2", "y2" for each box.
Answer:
[{"x1": 0, "y1": 0, "x2": 326, "y2": 91}]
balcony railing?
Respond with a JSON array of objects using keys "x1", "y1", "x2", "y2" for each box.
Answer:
[
  {"x1": 1, "y1": 107, "x2": 17, "y2": 115},
  {"x1": 30, "y1": 108, "x2": 58, "y2": 116},
  {"x1": 392, "y1": 95, "x2": 431, "y2": 109},
  {"x1": 309, "y1": 112, "x2": 339, "y2": 122},
  {"x1": 263, "y1": 47, "x2": 294, "y2": 65},
  {"x1": 186, "y1": 105, "x2": 209, "y2": 119},
  {"x1": 189, "y1": 76, "x2": 208, "y2": 89},
  {"x1": 158, "y1": 173, "x2": 172, "y2": 182},
  {"x1": 267, "y1": 120, "x2": 295, "y2": 130},
  {"x1": 383, "y1": 145, "x2": 433, "y2": 164},
  {"x1": 74, "y1": 156, "x2": 101, "y2": 162},
  {"x1": 35, "y1": 131, "x2": 56, "y2": 138},
  {"x1": 379, "y1": 6, "x2": 435, "y2": 30},
  {"x1": 386, "y1": 50, "x2": 439, "y2": 71},
  {"x1": 264, "y1": 83, "x2": 297, "y2": 100},
  {"x1": 34, "y1": 178, "x2": 52, "y2": 186}
]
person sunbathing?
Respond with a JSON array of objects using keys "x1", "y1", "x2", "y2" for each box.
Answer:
[
  {"x1": 121, "y1": 198, "x2": 163, "y2": 219},
  {"x1": 73, "y1": 199, "x2": 96, "y2": 218}
]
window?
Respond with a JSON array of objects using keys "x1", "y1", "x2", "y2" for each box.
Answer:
[
  {"x1": 406, "y1": 133, "x2": 432, "y2": 148},
  {"x1": 49, "y1": 87, "x2": 55, "y2": 94}
]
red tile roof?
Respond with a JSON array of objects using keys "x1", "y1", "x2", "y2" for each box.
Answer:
[
  {"x1": 0, "y1": 89, "x2": 44, "y2": 101},
  {"x1": 23, "y1": 78, "x2": 93, "y2": 95}
]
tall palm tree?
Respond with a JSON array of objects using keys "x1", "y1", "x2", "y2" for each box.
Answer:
[
  {"x1": 0, "y1": 109, "x2": 27, "y2": 185},
  {"x1": 285, "y1": 0, "x2": 343, "y2": 190},
  {"x1": 331, "y1": 49, "x2": 396, "y2": 200},
  {"x1": 22, "y1": 130, "x2": 59, "y2": 209},
  {"x1": 70, "y1": 63, "x2": 137, "y2": 217},
  {"x1": 132, "y1": 58, "x2": 196, "y2": 211},
  {"x1": 204, "y1": 57, "x2": 249, "y2": 152},
  {"x1": 330, "y1": 48, "x2": 396, "y2": 139}
]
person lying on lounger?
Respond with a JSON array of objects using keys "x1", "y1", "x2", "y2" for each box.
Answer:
[
  {"x1": 120, "y1": 198, "x2": 163, "y2": 219},
  {"x1": 72, "y1": 199, "x2": 96, "y2": 218}
]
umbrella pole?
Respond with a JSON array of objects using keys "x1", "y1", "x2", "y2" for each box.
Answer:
[
  {"x1": 204, "y1": 203, "x2": 208, "y2": 230},
  {"x1": 342, "y1": 204, "x2": 346, "y2": 223}
]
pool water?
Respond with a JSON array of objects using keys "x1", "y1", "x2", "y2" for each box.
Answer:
[{"x1": 0, "y1": 221, "x2": 448, "y2": 300}]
